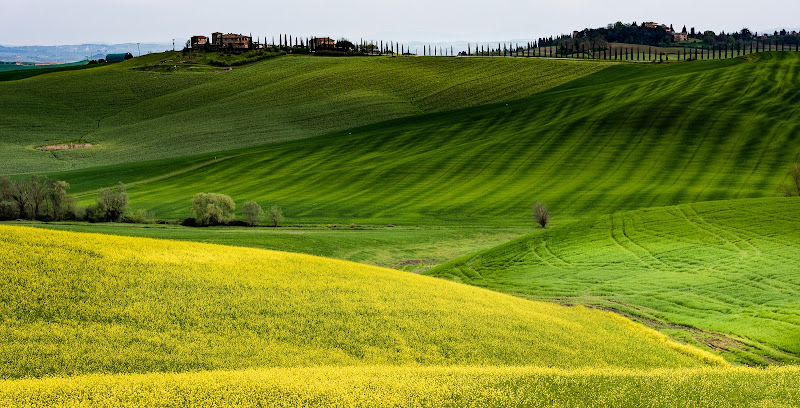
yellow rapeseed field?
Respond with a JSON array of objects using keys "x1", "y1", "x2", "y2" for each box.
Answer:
[
  {"x1": 0, "y1": 366, "x2": 798, "y2": 407},
  {"x1": 2, "y1": 225, "x2": 771, "y2": 406},
  {"x1": 0, "y1": 225, "x2": 723, "y2": 380}
]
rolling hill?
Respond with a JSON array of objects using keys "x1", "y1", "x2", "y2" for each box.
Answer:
[
  {"x1": 44, "y1": 52, "x2": 800, "y2": 225},
  {"x1": 426, "y1": 198, "x2": 800, "y2": 365},
  {"x1": 0, "y1": 53, "x2": 610, "y2": 174}
]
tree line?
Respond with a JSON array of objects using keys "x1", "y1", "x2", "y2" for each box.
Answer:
[
  {"x1": 574, "y1": 21, "x2": 800, "y2": 48},
  {"x1": 187, "y1": 192, "x2": 282, "y2": 227},
  {"x1": 0, "y1": 176, "x2": 138, "y2": 223}
]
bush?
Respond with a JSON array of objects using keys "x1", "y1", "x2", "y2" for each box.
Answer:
[
  {"x1": 242, "y1": 201, "x2": 264, "y2": 226},
  {"x1": 72, "y1": 206, "x2": 88, "y2": 222},
  {"x1": 532, "y1": 201, "x2": 550, "y2": 228},
  {"x1": 0, "y1": 200, "x2": 19, "y2": 220},
  {"x1": 84, "y1": 204, "x2": 100, "y2": 223},
  {"x1": 95, "y1": 182, "x2": 129, "y2": 222},
  {"x1": 268, "y1": 205, "x2": 283, "y2": 227},
  {"x1": 779, "y1": 163, "x2": 800, "y2": 196},
  {"x1": 122, "y1": 209, "x2": 156, "y2": 224},
  {"x1": 191, "y1": 193, "x2": 235, "y2": 226}
]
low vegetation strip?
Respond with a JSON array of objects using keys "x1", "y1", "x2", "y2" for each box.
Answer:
[
  {"x1": 13, "y1": 223, "x2": 529, "y2": 273},
  {"x1": 1, "y1": 366, "x2": 797, "y2": 407},
  {"x1": 426, "y1": 198, "x2": 800, "y2": 365},
  {"x1": 0, "y1": 225, "x2": 722, "y2": 380},
  {"x1": 0, "y1": 54, "x2": 610, "y2": 173}
]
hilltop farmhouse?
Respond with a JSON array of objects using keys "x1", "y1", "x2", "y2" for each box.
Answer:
[{"x1": 191, "y1": 32, "x2": 253, "y2": 50}]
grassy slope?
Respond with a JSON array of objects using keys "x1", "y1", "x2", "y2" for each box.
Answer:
[
  {"x1": 49, "y1": 52, "x2": 800, "y2": 225},
  {"x1": 0, "y1": 225, "x2": 722, "y2": 380},
  {"x1": 0, "y1": 53, "x2": 610, "y2": 174},
  {"x1": 3, "y1": 366, "x2": 798, "y2": 408},
  {"x1": 9, "y1": 222, "x2": 528, "y2": 272},
  {"x1": 426, "y1": 198, "x2": 800, "y2": 365}
]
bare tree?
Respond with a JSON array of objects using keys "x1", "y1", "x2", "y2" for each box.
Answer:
[
  {"x1": 532, "y1": 201, "x2": 550, "y2": 228},
  {"x1": 9, "y1": 179, "x2": 32, "y2": 219},
  {"x1": 27, "y1": 175, "x2": 49, "y2": 219}
]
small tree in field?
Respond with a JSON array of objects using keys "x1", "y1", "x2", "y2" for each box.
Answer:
[
  {"x1": 778, "y1": 163, "x2": 800, "y2": 196},
  {"x1": 268, "y1": 205, "x2": 283, "y2": 227},
  {"x1": 242, "y1": 201, "x2": 264, "y2": 226},
  {"x1": 532, "y1": 201, "x2": 550, "y2": 228},
  {"x1": 96, "y1": 182, "x2": 129, "y2": 222},
  {"x1": 191, "y1": 193, "x2": 235, "y2": 226}
]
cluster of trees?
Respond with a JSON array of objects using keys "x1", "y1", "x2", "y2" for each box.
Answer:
[
  {"x1": 691, "y1": 28, "x2": 800, "y2": 47},
  {"x1": 0, "y1": 176, "x2": 143, "y2": 223},
  {"x1": 574, "y1": 22, "x2": 800, "y2": 49},
  {"x1": 0, "y1": 175, "x2": 74, "y2": 221},
  {"x1": 574, "y1": 22, "x2": 676, "y2": 47},
  {"x1": 189, "y1": 192, "x2": 283, "y2": 227}
]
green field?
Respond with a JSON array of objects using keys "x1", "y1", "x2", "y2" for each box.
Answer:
[
  {"x1": 13, "y1": 222, "x2": 527, "y2": 272},
  {"x1": 427, "y1": 198, "x2": 800, "y2": 364},
  {"x1": 0, "y1": 53, "x2": 609, "y2": 174},
  {"x1": 39, "y1": 52, "x2": 800, "y2": 226}
]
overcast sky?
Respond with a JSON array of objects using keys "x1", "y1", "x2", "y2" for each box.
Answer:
[{"x1": 1, "y1": 0, "x2": 799, "y2": 46}]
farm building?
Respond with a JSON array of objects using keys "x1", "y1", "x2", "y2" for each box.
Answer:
[
  {"x1": 105, "y1": 53, "x2": 133, "y2": 63},
  {"x1": 191, "y1": 35, "x2": 208, "y2": 48},
  {"x1": 211, "y1": 32, "x2": 252, "y2": 50},
  {"x1": 312, "y1": 37, "x2": 336, "y2": 49}
]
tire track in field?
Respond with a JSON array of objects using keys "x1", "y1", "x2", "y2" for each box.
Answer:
[
  {"x1": 674, "y1": 206, "x2": 758, "y2": 258},
  {"x1": 608, "y1": 214, "x2": 657, "y2": 269},
  {"x1": 541, "y1": 240, "x2": 573, "y2": 267},
  {"x1": 529, "y1": 239, "x2": 560, "y2": 269}
]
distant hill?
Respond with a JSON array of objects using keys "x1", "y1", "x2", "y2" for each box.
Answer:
[
  {"x1": 42, "y1": 52, "x2": 800, "y2": 225},
  {"x1": 0, "y1": 42, "x2": 175, "y2": 63},
  {"x1": 0, "y1": 53, "x2": 609, "y2": 174}
]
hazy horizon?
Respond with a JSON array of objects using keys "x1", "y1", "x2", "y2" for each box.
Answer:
[{"x1": 1, "y1": 0, "x2": 799, "y2": 47}]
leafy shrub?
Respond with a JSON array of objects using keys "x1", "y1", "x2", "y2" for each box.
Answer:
[
  {"x1": 0, "y1": 201, "x2": 19, "y2": 220},
  {"x1": 242, "y1": 201, "x2": 264, "y2": 226},
  {"x1": 122, "y1": 209, "x2": 156, "y2": 224},
  {"x1": 95, "y1": 182, "x2": 129, "y2": 222},
  {"x1": 779, "y1": 163, "x2": 800, "y2": 196},
  {"x1": 191, "y1": 193, "x2": 236, "y2": 226},
  {"x1": 268, "y1": 205, "x2": 283, "y2": 227}
]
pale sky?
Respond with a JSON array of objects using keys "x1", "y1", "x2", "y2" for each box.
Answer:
[{"x1": 1, "y1": 0, "x2": 798, "y2": 46}]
